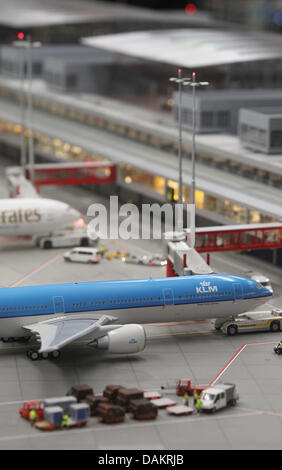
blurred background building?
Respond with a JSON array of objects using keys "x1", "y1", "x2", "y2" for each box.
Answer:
[{"x1": 0, "y1": 0, "x2": 281, "y2": 243}]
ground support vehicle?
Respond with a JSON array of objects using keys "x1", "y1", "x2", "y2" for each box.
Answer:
[
  {"x1": 20, "y1": 396, "x2": 90, "y2": 431},
  {"x1": 200, "y1": 383, "x2": 239, "y2": 413},
  {"x1": 218, "y1": 309, "x2": 282, "y2": 336},
  {"x1": 63, "y1": 247, "x2": 100, "y2": 263},
  {"x1": 97, "y1": 403, "x2": 125, "y2": 424},
  {"x1": 116, "y1": 387, "x2": 144, "y2": 411},
  {"x1": 151, "y1": 398, "x2": 177, "y2": 408},
  {"x1": 274, "y1": 343, "x2": 282, "y2": 355},
  {"x1": 176, "y1": 378, "x2": 207, "y2": 397},
  {"x1": 66, "y1": 384, "x2": 94, "y2": 401},
  {"x1": 122, "y1": 254, "x2": 166, "y2": 266},
  {"x1": 167, "y1": 405, "x2": 194, "y2": 416},
  {"x1": 128, "y1": 399, "x2": 158, "y2": 420},
  {"x1": 36, "y1": 228, "x2": 97, "y2": 249},
  {"x1": 19, "y1": 401, "x2": 44, "y2": 421}
]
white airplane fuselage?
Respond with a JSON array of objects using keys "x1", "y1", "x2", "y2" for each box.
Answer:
[{"x1": 0, "y1": 198, "x2": 81, "y2": 236}]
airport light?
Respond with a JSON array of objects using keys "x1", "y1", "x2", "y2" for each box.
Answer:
[
  {"x1": 185, "y1": 72, "x2": 209, "y2": 206},
  {"x1": 13, "y1": 35, "x2": 41, "y2": 183},
  {"x1": 169, "y1": 69, "x2": 191, "y2": 206}
]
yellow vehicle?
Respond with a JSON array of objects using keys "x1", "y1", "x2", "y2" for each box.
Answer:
[{"x1": 219, "y1": 308, "x2": 282, "y2": 336}]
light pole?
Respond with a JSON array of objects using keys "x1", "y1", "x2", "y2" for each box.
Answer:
[
  {"x1": 13, "y1": 33, "x2": 41, "y2": 183},
  {"x1": 13, "y1": 34, "x2": 28, "y2": 169},
  {"x1": 186, "y1": 72, "x2": 209, "y2": 206},
  {"x1": 26, "y1": 35, "x2": 41, "y2": 184},
  {"x1": 169, "y1": 69, "x2": 191, "y2": 205}
]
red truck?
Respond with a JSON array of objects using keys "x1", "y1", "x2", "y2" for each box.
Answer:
[
  {"x1": 176, "y1": 378, "x2": 207, "y2": 396},
  {"x1": 19, "y1": 401, "x2": 44, "y2": 422}
]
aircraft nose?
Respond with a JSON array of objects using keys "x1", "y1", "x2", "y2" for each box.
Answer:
[{"x1": 66, "y1": 207, "x2": 81, "y2": 222}]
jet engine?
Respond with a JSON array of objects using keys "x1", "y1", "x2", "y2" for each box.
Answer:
[{"x1": 94, "y1": 324, "x2": 146, "y2": 354}]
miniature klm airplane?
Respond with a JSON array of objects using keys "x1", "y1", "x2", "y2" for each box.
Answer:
[{"x1": 0, "y1": 273, "x2": 272, "y2": 360}]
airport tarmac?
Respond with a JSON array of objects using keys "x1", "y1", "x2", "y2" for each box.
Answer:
[{"x1": 0, "y1": 161, "x2": 282, "y2": 449}]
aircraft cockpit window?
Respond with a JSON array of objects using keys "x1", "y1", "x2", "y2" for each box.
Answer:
[{"x1": 256, "y1": 283, "x2": 263, "y2": 289}]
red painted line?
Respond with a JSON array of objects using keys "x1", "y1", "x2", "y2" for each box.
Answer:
[
  {"x1": 209, "y1": 343, "x2": 247, "y2": 386},
  {"x1": 9, "y1": 253, "x2": 61, "y2": 288}
]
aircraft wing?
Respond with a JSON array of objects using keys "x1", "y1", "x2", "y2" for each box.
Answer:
[{"x1": 23, "y1": 314, "x2": 117, "y2": 353}]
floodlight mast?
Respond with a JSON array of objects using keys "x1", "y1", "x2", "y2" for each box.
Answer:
[
  {"x1": 13, "y1": 34, "x2": 41, "y2": 183},
  {"x1": 169, "y1": 69, "x2": 191, "y2": 207},
  {"x1": 188, "y1": 72, "x2": 209, "y2": 206}
]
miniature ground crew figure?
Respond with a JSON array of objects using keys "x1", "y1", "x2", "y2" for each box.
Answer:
[
  {"x1": 61, "y1": 414, "x2": 69, "y2": 429},
  {"x1": 183, "y1": 392, "x2": 189, "y2": 407},
  {"x1": 29, "y1": 409, "x2": 37, "y2": 426},
  {"x1": 99, "y1": 246, "x2": 106, "y2": 258},
  {"x1": 193, "y1": 390, "x2": 199, "y2": 405},
  {"x1": 195, "y1": 398, "x2": 202, "y2": 415},
  {"x1": 279, "y1": 340, "x2": 282, "y2": 349}
]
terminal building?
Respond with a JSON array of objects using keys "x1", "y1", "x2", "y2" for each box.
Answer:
[{"x1": 0, "y1": 10, "x2": 281, "y2": 241}]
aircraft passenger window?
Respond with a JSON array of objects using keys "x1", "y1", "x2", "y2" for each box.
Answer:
[
  {"x1": 129, "y1": 299, "x2": 131, "y2": 302},
  {"x1": 99, "y1": 301, "x2": 101, "y2": 305},
  {"x1": 158, "y1": 297, "x2": 161, "y2": 300},
  {"x1": 103, "y1": 301, "x2": 105, "y2": 304},
  {"x1": 124, "y1": 299, "x2": 127, "y2": 303},
  {"x1": 121, "y1": 300, "x2": 123, "y2": 303}
]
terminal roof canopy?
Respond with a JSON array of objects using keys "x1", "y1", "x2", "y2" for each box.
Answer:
[
  {"x1": 82, "y1": 28, "x2": 282, "y2": 68},
  {"x1": 0, "y1": 0, "x2": 162, "y2": 27}
]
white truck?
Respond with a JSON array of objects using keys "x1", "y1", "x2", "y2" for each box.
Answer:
[
  {"x1": 200, "y1": 383, "x2": 239, "y2": 413},
  {"x1": 213, "y1": 308, "x2": 282, "y2": 336},
  {"x1": 35, "y1": 228, "x2": 99, "y2": 249}
]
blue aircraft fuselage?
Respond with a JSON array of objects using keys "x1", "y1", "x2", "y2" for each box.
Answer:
[{"x1": 0, "y1": 275, "x2": 271, "y2": 337}]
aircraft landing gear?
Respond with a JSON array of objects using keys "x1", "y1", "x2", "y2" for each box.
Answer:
[
  {"x1": 26, "y1": 349, "x2": 61, "y2": 361},
  {"x1": 1, "y1": 336, "x2": 30, "y2": 343}
]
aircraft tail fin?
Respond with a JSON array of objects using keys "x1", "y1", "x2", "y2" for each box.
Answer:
[{"x1": 6, "y1": 167, "x2": 39, "y2": 198}]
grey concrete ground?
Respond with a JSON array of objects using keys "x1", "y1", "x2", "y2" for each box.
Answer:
[{"x1": 0, "y1": 158, "x2": 282, "y2": 449}]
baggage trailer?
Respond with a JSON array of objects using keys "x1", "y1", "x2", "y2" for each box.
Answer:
[
  {"x1": 128, "y1": 399, "x2": 158, "y2": 420},
  {"x1": 35, "y1": 403, "x2": 90, "y2": 431},
  {"x1": 97, "y1": 403, "x2": 125, "y2": 424},
  {"x1": 152, "y1": 398, "x2": 177, "y2": 408},
  {"x1": 167, "y1": 405, "x2": 194, "y2": 416},
  {"x1": 42, "y1": 396, "x2": 77, "y2": 413},
  {"x1": 103, "y1": 385, "x2": 123, "y2": 403},
  {"x1": 66, "y1": 384, "x2": 94, "y2": 402},
  {"x1": 143, "y1": 391, "x2": 162, "y2": 400},
  {"x1": 82, "y1": 395, "x2": 110, "y2": 416},
  {"x1": 116, "y1": 387, "x2": 144, "y2": 410}
]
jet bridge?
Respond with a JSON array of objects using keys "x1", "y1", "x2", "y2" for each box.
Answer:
[{"x1": 163, "y1": 232, "x2": 214, "y2": 277}]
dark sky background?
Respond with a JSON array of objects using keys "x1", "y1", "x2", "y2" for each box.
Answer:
[{"x1": 101, "y1": 0, "x2": 203, "y2": 10}]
